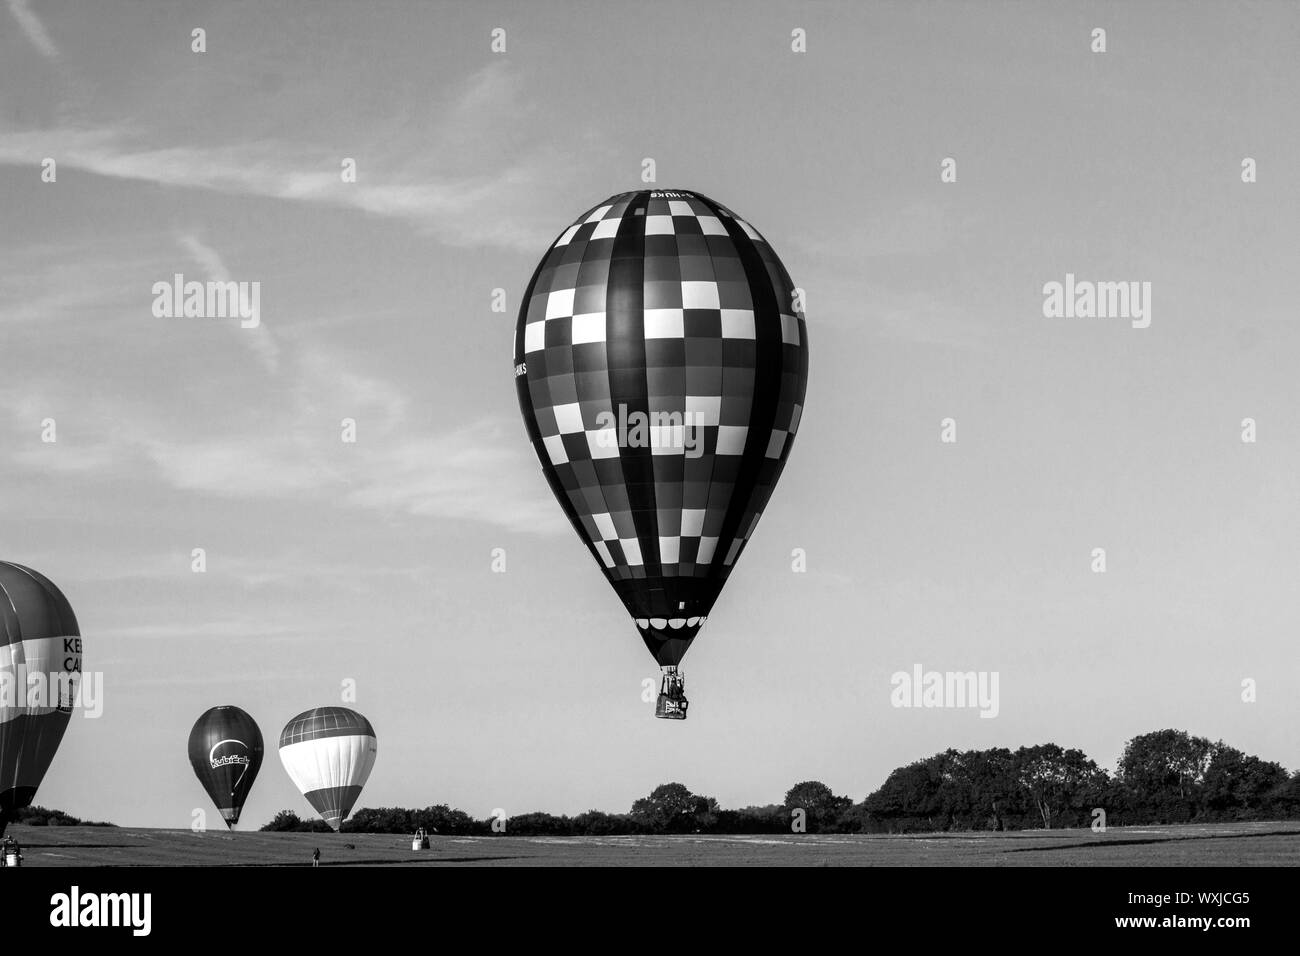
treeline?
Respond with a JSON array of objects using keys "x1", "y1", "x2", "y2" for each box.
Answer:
[
  {"x1": 862, "y1": 732, "x2": 1297, "y2": 832},
  {"x1": 262, "y1": 729, "x2": 1300, "y2": 835},
  {"x1": 260, "y1": 792, "x2": 808, "y2": 836},
  {"x1": 8, "y1": 805, "x2": 116, "y2": 827}
]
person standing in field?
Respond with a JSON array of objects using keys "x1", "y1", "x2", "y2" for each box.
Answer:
[{"x1": 312, "y1": 847, "x2": 320, "y2": 868}]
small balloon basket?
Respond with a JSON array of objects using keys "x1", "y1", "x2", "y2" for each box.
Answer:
[
  {"x1": 3, "y1": 851, "x2": 20, "y2": 868},
  {"x1": 655, "y1": 668, "x2": 688, "y2": 720}
]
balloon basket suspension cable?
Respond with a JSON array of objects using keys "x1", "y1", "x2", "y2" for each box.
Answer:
[{"x1": 655, "y1": 666, "x2": 689, "y2": 720}]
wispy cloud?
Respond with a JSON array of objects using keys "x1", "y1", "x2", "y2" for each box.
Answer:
[
  {"x1": 0, "y1": 131, "x2": 558, "y2": 253},
  {"x1": 0, "y1": 64, "x2": 594, "y2": 252},
  {"x1": 6, "y1": 0, "x2": 58, "y2": 59},
  {"x1": 0, "y1": 57, "x2": 585, "y2": 540},
  {"x1": 341, "y1": 418, "x2": 563, "y2": 532},
  {"x1": 9, "y1": 440, "x2": 120, "y2": 475},
  {"x1": 0, "y1": 235, "x2": 563, "y2": 536},
  {"x1": 0, "y1": 360, "x2": 563, "y2": 536},
  {"x1": 0, "y1": 242, "x2": 152, "y2": 325},
  {"x1": 176, "y1": 233, "x2": 281, "y2": 372},
  {"x1": 176, "y1": 234, "x2": 230, "y2": 282},
  {"x1": 133, "y1": 413, "x2": 563, "y2": 534}
]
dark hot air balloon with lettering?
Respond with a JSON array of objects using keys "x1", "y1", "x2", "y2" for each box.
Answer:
[
  {"x1": 513, "y1": 190, "x2": 809, "y2": 719},
  {"x1": 0, "y1": 562, "x2": 82, "y2": 835},
  {"x1": 188, "y1": 705, "x2": 264, "y2": 828}
]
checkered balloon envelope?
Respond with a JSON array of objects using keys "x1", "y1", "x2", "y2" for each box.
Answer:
[{"x1": 514, "y1": 189, "x2": 808, "y2": 668}]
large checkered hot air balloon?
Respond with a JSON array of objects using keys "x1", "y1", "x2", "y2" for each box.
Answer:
[
  {"x1": 278, "y1": 707, "x2": 376, "y2": 831},
  {"x1": 0, "y1": 562, "x2": 82, "y2": 834},
  {"x1": 514, "y1": 190, "x2": 809, "y2": 719}
]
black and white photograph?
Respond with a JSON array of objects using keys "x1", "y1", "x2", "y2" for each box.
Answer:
[{"x1": 1, "y1": 0, "x2": 1296, "y2": 938}]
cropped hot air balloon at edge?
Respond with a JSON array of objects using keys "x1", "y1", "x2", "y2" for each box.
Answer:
[
  {"x1": 514, "y1": 189, "x2": 809, "y2": 719},
  {"x1": 188, "y1": 706, "x2": 264, "y2": 828},
  {"x1": 0, "y1": 562, "x2": 82, "y2": 835},
  {"x1": 278, "y1": 707, "x2": 376, "y2": 831}
]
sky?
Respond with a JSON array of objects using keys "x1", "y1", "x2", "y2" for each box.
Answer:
[{"x1": 2, "y1": 0, "x2": 1298, "y2": 829}]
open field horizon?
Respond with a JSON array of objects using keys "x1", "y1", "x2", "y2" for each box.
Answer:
[{"x1": 8, "y1": 821, "x2": 1300, "y2": 867}]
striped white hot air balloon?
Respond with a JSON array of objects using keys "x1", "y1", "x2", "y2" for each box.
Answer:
[
  {"x1": 278, "y1": 707, "x2": 376, "y2": 831},
  {"x1": 0, "y1": 562, "x2": 82, "y2": 835}
]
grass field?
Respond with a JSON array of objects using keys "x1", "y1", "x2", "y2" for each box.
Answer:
[{"x1": 6, "y1": 820, "x2": 1299, "y2": 866}]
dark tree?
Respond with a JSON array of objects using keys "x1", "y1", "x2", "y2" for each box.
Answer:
[
  {"x1": 1199, "y1": 745, "x2": 1289, "y2": 819},
  {"x1": 783, "y1": 780, "x2": 851, "y2": 832},
  {"x1": 862, "y1": 752, "x2": 957, "y2": 831},
  {"x1": 413, "y1": 804, "x2": 485, "y2": 836},
  {"x1": 572, "y1": 810, "x2": 636, "y2": 835},
  {"x1": 1118, "y1": 730, "x2": 1215, "y2": 822},
  {"x1": 1012, "y1": 744, "x2": 1108, "y2": 829},
  {"x1": 1264, "y1": 772, "x2": 1300, "y2": 818},
  {"x1": 962, "y1": 748, "x2": 1020, "y2": 830},
  {"x1": 260, "y1": 810, "x2": 331, "y2": 832},
  {"x1": 8, "y1": 806, "x2": 115, "y2": 828},
  {"x1": 630, "y1": 783, "x2": 716, "y2": 833}
]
